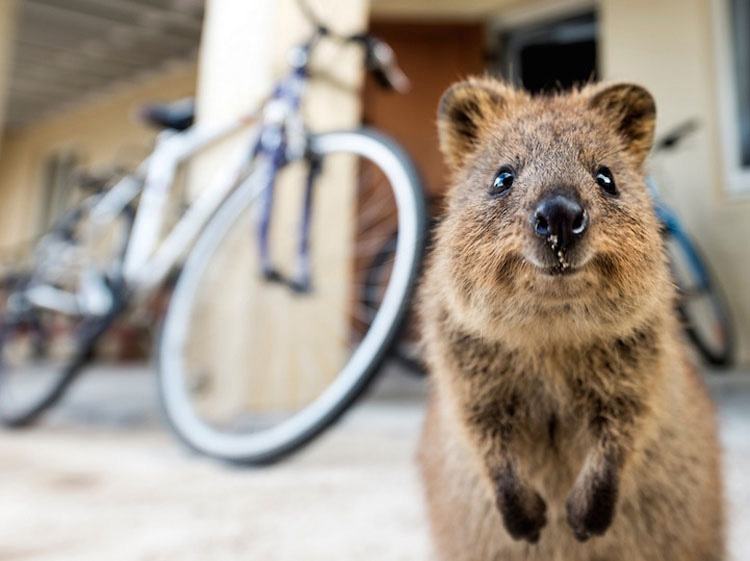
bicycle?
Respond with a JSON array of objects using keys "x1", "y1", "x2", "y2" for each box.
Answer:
[
  {"x1": 0, "y1": 4, "x2": 427, "y2": 465},
  {"x1": 366, "y1": 120, "x2": 735, "y2": 373}
]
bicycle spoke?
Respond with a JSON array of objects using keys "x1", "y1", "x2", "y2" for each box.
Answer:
[
  {"x1": 312, "y1": 232, "x2": 398, "y2": 263},
  {"x1": 356, "y1": 194, "x2": 397, "y2": 235}
]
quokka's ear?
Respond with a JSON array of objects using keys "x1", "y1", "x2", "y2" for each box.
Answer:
[
  {"x1": 437, "y1": 78, "x2": 519, "y2": 170},
  {"x1": 589, "y1": 83, "x2": 656, "y2": 165}
]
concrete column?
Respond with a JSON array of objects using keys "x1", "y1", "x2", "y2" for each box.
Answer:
[
  {"x1": 0, "y1": 0, "x2": 18, "y2": 154},
  {"x1": 190, "y1": 0, "x2": 368, "y2": 187},
  {"x1": 188, "y1": 0, "x2": 370, "y2": 417}
]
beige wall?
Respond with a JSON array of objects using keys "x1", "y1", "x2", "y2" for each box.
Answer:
[
  {"x1": 0, "y1": 62, "x2": 198, "y2": 249},
  {"x1": 600, "y1": 0, "x2": 750, "y2": 363}
]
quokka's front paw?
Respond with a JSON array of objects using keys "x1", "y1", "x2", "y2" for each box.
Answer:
[
  {"x1": 565, "y1": 472, "x2": 619, "y2": 542},
  {"x1": 493, "y1": 473, "x2": 547, "y2": 543}
]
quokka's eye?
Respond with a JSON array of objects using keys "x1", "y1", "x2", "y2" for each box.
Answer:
[
  {"x1": 489, "y1": 166, "x2": 515, "y2": 197},
  {"x1": 595, "y1": 166, "x2": 618, "y2": 196}
]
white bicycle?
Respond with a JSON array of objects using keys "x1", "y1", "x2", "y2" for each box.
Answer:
[{"x1": 0, "y1": 10, "x2": 426, "y2": 464}]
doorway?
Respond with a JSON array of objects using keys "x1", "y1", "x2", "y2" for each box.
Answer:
[{"x1": 496, "y1": 11, "x2": 597, "y2": 94}]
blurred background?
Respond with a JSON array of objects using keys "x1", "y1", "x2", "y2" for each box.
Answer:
[
  {"x1": 0, "y1": 0, "x2": 748, "y2": 361},
  {"x1": 0, "y1": 0, "x2": 747, "y2": 560}
]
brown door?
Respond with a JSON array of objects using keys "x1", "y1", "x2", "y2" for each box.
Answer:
[{"x1": 362, "y1": 20, "x2": 486, "y2": 206}]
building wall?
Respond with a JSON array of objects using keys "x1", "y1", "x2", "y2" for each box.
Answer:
[
  {"x1": 600, "y1": 0, "x2": 750, "y2": 363},
  {"x1": 0, "y1": 62, "x2": 197, "y2": 249}
]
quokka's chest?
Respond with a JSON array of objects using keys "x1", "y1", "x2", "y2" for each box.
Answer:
[
  {"x1": 440, "y1": 315, "x2": 657, "y2": 410},
  {"x1": 440, "y1": 330, "x2": 605, "y2": 445}
]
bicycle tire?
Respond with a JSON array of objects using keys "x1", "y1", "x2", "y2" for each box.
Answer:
[
  {"x1": 664, "y1": 229, "x2": 735, "y2": 367},
  {"x1": 0, "y1": 300, "x2": 123, "y2": 427},
  {"x1": 158, "y1": 128, "x2": 426, "y2": 464}
]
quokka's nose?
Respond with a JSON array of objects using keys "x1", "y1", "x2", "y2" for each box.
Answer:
[{"x1": 533, "y1": 194, "x2": 588, "y2": 252}]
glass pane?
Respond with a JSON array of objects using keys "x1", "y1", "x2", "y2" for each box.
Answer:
[{"x1": 731, "y1": 0, "x2": 750, "y2": 167}]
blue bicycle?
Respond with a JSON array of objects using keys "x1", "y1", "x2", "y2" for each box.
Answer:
[{"x1": 648, "y1": 121, "x2": 735, "y2": 367}]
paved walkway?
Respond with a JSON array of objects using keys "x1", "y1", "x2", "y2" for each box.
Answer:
[{"x1": 0, "y1": 364, "x2": 747, "y2": 560}]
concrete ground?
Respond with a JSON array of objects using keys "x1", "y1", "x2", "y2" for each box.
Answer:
[{"x1": 0, "y1": 363, "x2": 747, "y2": 561}]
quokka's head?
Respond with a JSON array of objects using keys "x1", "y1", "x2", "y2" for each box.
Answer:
[{"x1": 433, "y1": 78, "x2": 671, "y2": 338}]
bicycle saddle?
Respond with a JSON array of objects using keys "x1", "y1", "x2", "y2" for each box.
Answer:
[{"x1": 139, "y1": 98, "x2": 195, "y2": 131}]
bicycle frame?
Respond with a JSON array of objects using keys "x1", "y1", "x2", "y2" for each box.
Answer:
[
  {"x1": 119, "y1": 117, "x2": 261, "y2": 292},
  {"x1": 88, "y1": 95, "x2": 294, "y2": 297},
  {"x1": 646, "y1": 176, "x2": 710, "y2": 290}
]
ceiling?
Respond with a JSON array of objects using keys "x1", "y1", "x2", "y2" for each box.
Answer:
[
  {"x1": 4, "y1": 0, "x2": 577, "y2": 130},
  {"x1": 6, "y1": 0, "x2": 204, "y2": 129}
]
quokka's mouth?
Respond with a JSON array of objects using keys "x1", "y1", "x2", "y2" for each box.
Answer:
[
  {"x1": 531, "y1": 263, "x2": 583, "y2": 278},
  {"x1": 540, "y1": 265, "x2": 580, "y2": 276},
  {"x1": 528, "y1": 257, "x2": 591, "y2": 278},
  {"x1": 525, "y1": 248, "x2": 591, "y2": 278}
]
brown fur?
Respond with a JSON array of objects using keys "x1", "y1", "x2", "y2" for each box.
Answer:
[{"x1": 418, "y1": 77, "x2": 724, "y2": 561}]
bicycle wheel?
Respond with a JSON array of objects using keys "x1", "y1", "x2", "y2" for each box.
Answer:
[
  {"x1": 159, "y1": 128, "x2": 426, "y2": 463},
  {"x1": 0, "y1": 196, "x2": 132, "y2": 426},
  {"x1": 664, "y1": 229, "x2": 734, "y2": 367}
]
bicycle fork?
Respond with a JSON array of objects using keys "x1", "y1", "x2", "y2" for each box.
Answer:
[{"x1": 256, "y1": 147, "x2": 322, "y2": 294}]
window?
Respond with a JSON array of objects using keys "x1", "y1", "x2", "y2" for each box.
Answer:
[
  {"x1": 493, "y1": 12, "x2": 597, "y2": 94},
  {"x1": 714, "y1": 0, "x2": 750, "y2": 195},
  {"x1": 38, "y1": 152, "x2": 78, "y2": 232},
  {"x1": 730, "y1": 0, "x2": 750, "y2": 167}
]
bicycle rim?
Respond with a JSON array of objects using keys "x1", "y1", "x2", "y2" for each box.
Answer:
[{"x1": 159, "y1": 129, "x2": 426, "y2": 463}]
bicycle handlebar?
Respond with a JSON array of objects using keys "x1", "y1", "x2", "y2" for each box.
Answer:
[
  {"x1": 653, "y1": 119, "x2": 700, "y2": 154},
  {"x1": 295, "y1": 0, "x2": 410, "y2": 93}
]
